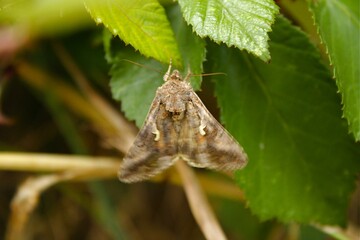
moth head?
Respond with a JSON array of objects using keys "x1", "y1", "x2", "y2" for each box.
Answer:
[{"x1": 168, "y1": 70, "x2": 182, "y2": 81}]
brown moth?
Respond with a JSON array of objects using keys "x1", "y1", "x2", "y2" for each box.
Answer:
[{"x1": 119, "y1": 63, "x2": 248, "y2": 183}]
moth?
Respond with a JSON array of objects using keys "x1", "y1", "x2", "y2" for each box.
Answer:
[{"x1": 119, "y1": 63, "x2": 248, "y2": 183}]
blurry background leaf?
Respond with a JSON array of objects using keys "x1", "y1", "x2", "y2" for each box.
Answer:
[
  {"x1": 309, "y1": 0, "x2": 360, "y2": 141},
  {"x1": 84, "y1": 0, "x2": 182, "y2": 66},
  {"x1": 178, "y1": 0, "x2": 279, "y2": 62},
  {"x1": 0, "y1": 0, "x2": 91, "y2": 37},
  {"x1": 210, "y1": 16, "x2": 360, "y2": 225}
]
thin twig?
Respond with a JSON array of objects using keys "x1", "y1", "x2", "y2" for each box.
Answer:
[
  {"x1": 16, "y1": 62, "x2": 116, "y2": 134},
  {"x1": 176, "y1": 161, "x2": 227, "y2": 240},
  {"x1": 314, "y1": 225, "x2": 353, "y2": 240},
  {"x1": 0, "y1": 152, "x2": 119, "y2": 179},
  {"x1": 164, "y1": 168, "x2": 244, "y2": 202},
  {"x1": 5, "y1": 169, "x2": 106, "y2": 240},
  {"x1": 52, "y1": 43, "x2": 137, "y2": 152},
  {"x1": 0, "y1": 152, "x2": 243, "y2": 201}
]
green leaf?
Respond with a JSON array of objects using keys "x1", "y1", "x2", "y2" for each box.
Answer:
[
  {"x1": 308, "y1": 0, "x2": 360, "y2": 141},
  {"x1": 178, "y1": 0, "x2": 279, "y2": 62},
  {"x1": 84, "y1": 0, "x2": 181, "y2": 66},
  {"x1": 109, "y1": 50, "x2": 165, "y2": 127},
  {"x1": 167, "y1": 4, "x2": 206, "y2": 90},
  {"x1": 210, "y1": 16, "x2": 360, "y2": 225}
]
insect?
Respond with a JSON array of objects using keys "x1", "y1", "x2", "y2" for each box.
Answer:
[{"x1": 119, "y1": 63, "x2": 248, "y2": 183}]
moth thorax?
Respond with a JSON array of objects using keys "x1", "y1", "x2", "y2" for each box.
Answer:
[
  {"x1": 171, "y1": 111, "x2": 185, "y2": 121},
  {"x1": 165, "y1": 98, "x2": 186, "y2": 113}
]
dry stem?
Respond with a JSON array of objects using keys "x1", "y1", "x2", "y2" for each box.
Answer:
[{"x1": 176, "y1": 161, "x2": 227, "y2": 240}]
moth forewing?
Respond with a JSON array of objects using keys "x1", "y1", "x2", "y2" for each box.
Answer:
[
  {"x1": 118, "y1": 93, "x2": 174, "y2": 183},
  {"x1": 119, "y1": 66, "x2": 248, "y2": 183},
  {"x1": 186, "y1": 91, "x2": 248, "y2": 171}
]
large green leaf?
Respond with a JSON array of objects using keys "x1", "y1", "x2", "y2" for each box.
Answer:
[
  {"x1": 178, "y1": 0, "x2": 279, "y2": 62},
  {"x1": 210, "y1": 16, "x2": 360, "y2": 225},
  {"x1": 309, "y1": 0, "x2": 360, "y2": 141},
  {"x1": 84, "y1": 0, "x2": 181, "y2": 66}
]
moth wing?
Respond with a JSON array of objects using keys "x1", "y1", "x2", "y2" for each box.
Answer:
[
  {"x1": 181, "y1": 92, "x2": 248, "y2": 171},
  {"x1": 119, "y1": 97, "x2": 178, "y2": 183}
]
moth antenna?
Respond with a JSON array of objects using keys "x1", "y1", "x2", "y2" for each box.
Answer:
[
  {"x1": 191, "y1": 72, "x2": 227, "y2": 77},
  {"x1": 184, "y1": 72, "x2": 226, "y2": 82},
  {"x1": 164, "y1": 59, "x2": 172, "y2": 81},
  {"x1": 121, "y1": 59, "x2": 162, "y2": 73}
]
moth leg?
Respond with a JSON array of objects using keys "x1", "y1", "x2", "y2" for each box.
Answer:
[{"x1": 163, "y1": 59, "x2": 172, "y2": 81}]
